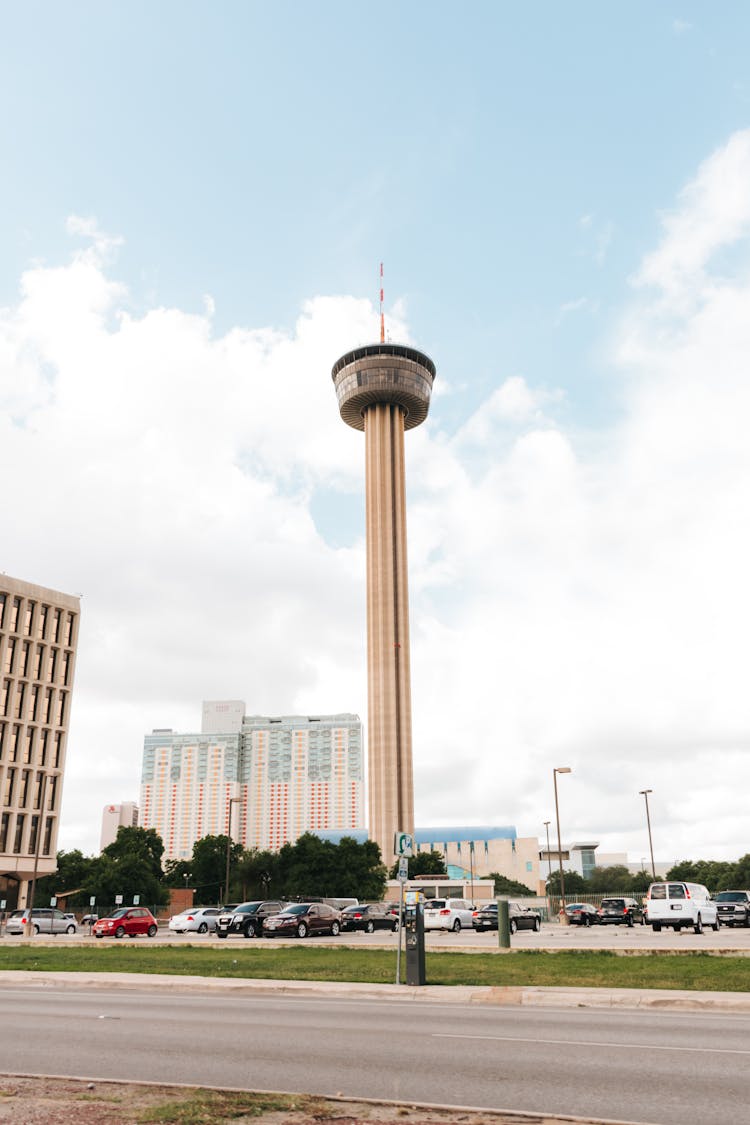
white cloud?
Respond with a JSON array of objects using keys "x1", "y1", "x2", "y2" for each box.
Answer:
[{"x1": 4, "y1": 131, "x2": 750, "y2": 866}]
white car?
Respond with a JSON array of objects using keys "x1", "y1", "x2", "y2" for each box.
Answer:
[
  {"x1": 646, "y1": 881, "x2": 719, "y2": 934},
  {"x1": 423, "y1": 898, "x2": 475, "y2": 932},
  {"x1": 168, "y1": 907, "x2": 221, "y2": 934}
]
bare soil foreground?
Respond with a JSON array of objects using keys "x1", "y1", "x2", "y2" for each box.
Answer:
[{"x1": 0, "y1": 1075, "x2": 619, "y2": 1125}]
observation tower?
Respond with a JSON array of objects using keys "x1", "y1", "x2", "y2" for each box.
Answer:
[{"x1": 331, "y1": 331, "x2": 436, "y2": 861}]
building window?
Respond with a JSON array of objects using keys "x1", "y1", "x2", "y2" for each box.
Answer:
[
  {"x1": 23, "y1": 603, "x2": 34, "y2": 637},
  {"x1": 28, "y1": 814, "x2": 39, "y2": 854},
  {"x1": 23, "y1": 728, "x2": 34, "y2": 764},
  {"x1": 20, "y1": 641, "x2": 30, "y2": 677},
  {"x1": 13, "y1": 683, "x2": 25, "y2": 720},
  {"x1": 0, "y1": 811, "x2": 8, "y2": 850},
  {"x1": 33, "y1": 647, "x2": 43, "y2": 679},
  {"x1": 1, "y1": 681, "x2": 9, "y2": 717},
  {"x1": 3, "y1": 768, "x2": 15, "y2": 806},
  {"x1": 20, "y1": 770, "x2": 31, "y2": 807},
  {"x1": 13, "y1": 814, "x2": 24, "y2": 854},
  {"x1": 28, "y1": 685, "x2": 39, "y2": 722},
  {"x1": 64, "y1": 614, "x2": 74, "y2": 647},
  {"x1": 43, "y1": 816, "x2": 53, "y2": 855},
  {"x1": 39, "y1": 728, "x2": 48, "y2": 766},
  {"x1": 47, "y1": 649, "x2": 57, "y2": 682},
  {"x1": 11, "y1": 726, "x2": 21, "y2": 762},
  {"x1": 0, "y1": 593, "x2": 5, "y2": 630},
  {"x1": 9, "y1": 598, "x2": 20, "y2": 633},
  {"x1": 52, "y1": 608, "x2": 62, "y2": 643},
  {"x1": 3, "y1": 637, "x2": 16, "y2": 675},
  {"x1": 37, "y1": 605, "x2": 48, "y2": 640},
  {"x1": 0, "y1": 721, "x2": 5, "y2": 759}
]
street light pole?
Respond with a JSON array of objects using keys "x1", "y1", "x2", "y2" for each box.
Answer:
[
  {"x1": 639, "y1": 789, "x2": 656, "y2": 879},
  {"x1": 224, "y1": 797, "x2": 241, "y2": 904},
  {"x1": 553, "y1": 767, "x2": 572, "y2": 925}
]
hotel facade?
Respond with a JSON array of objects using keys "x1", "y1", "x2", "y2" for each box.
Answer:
[
  {"x1": 140, "y1": 702, "x2": 365, "y2": 859},
  {"x1": 0, "y1": 575, "x2": 80, "y2": 908}
]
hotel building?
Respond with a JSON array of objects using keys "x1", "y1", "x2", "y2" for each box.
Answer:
[
  {"x1": 140, "y1": 702, "x2": 364, "y2": 859},
  {"x1": 0, "y1": 575, "x2": 80, "y2": 908}
]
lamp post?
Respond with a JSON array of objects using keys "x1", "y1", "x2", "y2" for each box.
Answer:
[
  {"x1": 25, "y1": 769, "x2": 58, "y2": 938},
  {"x1": 639, "y1": 789, "x2": 656, "y2": 879},
  {"x1": 543, "y1": 820, "x2": 553, "y2": 921},
  {"x1": 553, "y1": 767, "x2": 572, "y2": 925},
  {"x1": 224, "y1": 797, "x2": 242, "y2": 904}
]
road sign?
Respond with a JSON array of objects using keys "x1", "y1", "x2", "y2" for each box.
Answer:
[
  {"x1": 133, "y1": 895, "x2": 140, "y2": 905},
  {"x1": 115, "y1": 894, "x2": 123, "y2": 905},
  {"x1": 49, "y1": 897, "x2": 57, "y2": 907},
  {"x1": 394, "y1": 832, "x2": 414, "y2": 858},
  {"x1": 397, "y1": 856, "x2": 409, "y2": 882}
]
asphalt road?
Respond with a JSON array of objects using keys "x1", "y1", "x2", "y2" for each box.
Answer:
[{"x1": 3, "y1": 983, "x2": 750, "y2": 1124}]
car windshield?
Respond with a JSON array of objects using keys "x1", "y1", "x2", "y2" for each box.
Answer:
[
  {"x1": 716, "y1": 892, "x2": 746, "y2": 902},
  {"x1": 342, "y1": 906, "x2": 361, "y2": 914},
  {"x1": 108, "y1": 909, "x2": 129, "y2": 919},
  {"x1": 237, "y1": 903, "x2": 262, "y2": 913},
  {"x1": 282, "y1": 904, "x2": 309, "y2": 915}
]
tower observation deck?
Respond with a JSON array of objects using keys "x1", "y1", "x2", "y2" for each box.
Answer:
[{"x1": 332, "y1": 342, "x2": 436, "y2": 860}]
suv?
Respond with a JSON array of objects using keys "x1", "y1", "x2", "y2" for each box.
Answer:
[
  {"x1": 714, "y1": 890, "x2": 750, "y2": 927},
  {"x1": 423, "y1": 898, "x2": 475, "y2": 932},
  {"x1": 215, "y1": 900, "x2": 286, "y2": 938},
  {"x1": 646, "y1": 881, "x2": 719, "y2": 933},
  {"x1": 6, "y1": 908, "x2": 77, "y2": 935},
  {"x1": 597, "y1": 897, "x2": 645, "y2": 926}
]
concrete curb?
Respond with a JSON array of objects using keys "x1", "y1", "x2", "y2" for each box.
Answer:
[{"x1": 3, "y1": 970, "x2": 750, "y2": 1011}]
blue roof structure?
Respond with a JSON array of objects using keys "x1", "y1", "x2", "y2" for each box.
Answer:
[{"x1": 310, "y1": 825, "x2": 517, "y2": 847}]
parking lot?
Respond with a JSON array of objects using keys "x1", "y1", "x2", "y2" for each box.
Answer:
[{"x1": 4, "y1": 919, "x2": 750, "y2": 952}]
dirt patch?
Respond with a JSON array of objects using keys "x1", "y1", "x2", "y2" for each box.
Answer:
[{"x1": 0, "y1": 1075, "x2": 596, "y2": 1124}]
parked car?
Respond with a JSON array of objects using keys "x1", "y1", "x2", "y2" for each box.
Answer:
[
  {"x1": 168, "y1": 907, "x2": 222, "y2": 934},
  {"x1": 5, "y1": 908, "x2": 77, "y2": 935},
  {"x1": 215, "y1": 900, "x2": 287, "y2": 938},
  {"x1": 423, "y1": 898, "x2": 475, "y2": 932},
  {"x1": 340, "y1": 903, "x2": 400, "y2": 933},
  {"x1": 507, "y1": 901, "x2": 542, "y2": 933},
  {"x1": 93, "y1": 907, "x2": 159, "y2": 938},
  {"x1": 262, "y1": 902, "x2": 341, "y2": 938},
  {"x1": 565, "y1": 902, "x2": 600, "y2": 926},
  {"x1": 472, "y1": 903, "x2": 499, "y2": 931},
  {"x1": 646, "y1": 881, "x2": 719, "y2": 933},
  {"x1": 597, "y1": 897, "x2": 645, "y2": 926},
  {"x1": 714, "y1": 890, "x2": 750, "y2": 927},
  {"x1": 80, "y1": 913, "x2": 99, "y2": 927}
]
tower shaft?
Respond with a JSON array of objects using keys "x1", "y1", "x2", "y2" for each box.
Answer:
[{"x1": 365, "y1": 403, "x2": 414, "y2": 853}]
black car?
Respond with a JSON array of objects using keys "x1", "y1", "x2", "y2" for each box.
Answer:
[
  {"x1": 564, "y1": 902, "x2": 600, "y2": 926},
  {"x1": 340, "y1": 903, "x2": 400, "y2": 933},
  {"x1": 714, "y1": 890, "x2": 750, "y2": 927},
  {"x1": 215, "y1": 900, "x2": 286, "y2": 938},
  {"x1": 597, "y1": 897, "x2": 645, "y2": 926},
  {"x1": 471, "y1": 901, "x2": 541, "y2": 933}
]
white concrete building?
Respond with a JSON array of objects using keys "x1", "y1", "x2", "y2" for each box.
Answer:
[{"x1": 99, "y1": 801, "x2": 139, "y2": 851}]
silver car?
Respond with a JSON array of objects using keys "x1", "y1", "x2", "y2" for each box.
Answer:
[
  {"x1": 167, "y1": 907, "x2": 221, "y2": 934},
  {"x1": 6, "y1": 908, "x2": 78, "y2": 935}
]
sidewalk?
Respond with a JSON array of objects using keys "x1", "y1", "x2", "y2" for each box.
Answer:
[{"x1": 4, "y1": 970, "x2": 750, "y2": 1012}]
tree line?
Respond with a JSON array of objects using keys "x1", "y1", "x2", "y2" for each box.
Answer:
[
  {"x1": 546, "y1": 854, "x2": 750, "y2": 897},
  {"x1": 34, "y1": 827, "x2": 388, "y2": 910}
]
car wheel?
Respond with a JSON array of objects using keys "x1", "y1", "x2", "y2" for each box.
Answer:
[
  {"x1": 365, "y1": 920, "x2": 375, "y2": 934},
  {"x1": 115, "y1": 926, "x2": 125, "y2": 938},
  {"x1": 583, "y1": 915, "x2": 590, "y2": 927},
  {"x1": 217, "y1": 932, "x2": 227, "y2": 939},
  {"x1": 694, "y1": 914, "x2": 703, "y2": 934},
  {"x1": 652, "y1": 923, "x2": 661, "y2": 932},
  {"x1": 243, "y1": 924, "x2": 254, "y2": 939},
  {"x1": 744, "y1": 915, "x2": 750, "y2": 928},
  {"x1": 33, "y1": 924, "x2": 40, "y2": 935},
  {"x1": 331, "y1": 921, "x2": 340, "y2": 936},
  {"x1": 627, "y1": 916, "x2": 634, "y2": 928},
  {"x1": 147, "y1": 924, "x2": 157, "y2": 937},
  {"x1": 712, "y1": 918, "x2": 720, "y2": 932},
  {"x1": 533, "y1": 917, "x2": 541, "y2": 932},
  {"x1": 297, "y1": 922, "x2": 308, "y2": 938},
  {"x1": 198, "y1": 922, "x2": 208, "y2": 934},
  {"x1": 392, "y1": 919, "x2": 399, "y2": 933},
  {"x1": 66, "y1": 924, "x2": 76, "y2": 934},
  {"x1": 95, "y1": 935, "x2": 103, "y2": 939},
  {"x1": 452, "y1": 919, "x2": 461, "y2": 932},
  {"x1": 509, "y1": 919, "x2": 517, "y2": 935}
]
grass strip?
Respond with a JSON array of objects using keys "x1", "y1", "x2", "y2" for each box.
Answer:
[{"x1": 0, "y1": 944, "x2": 749, "y2": 991}]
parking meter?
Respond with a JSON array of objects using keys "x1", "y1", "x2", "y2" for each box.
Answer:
[{"x1": 404, "y1": 900, "x2": 426, "y2": 985}]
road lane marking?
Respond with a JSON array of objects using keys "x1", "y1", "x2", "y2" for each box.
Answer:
[{"x1": 434, "y1": 1033, "x2": 750, "y2": 1055}]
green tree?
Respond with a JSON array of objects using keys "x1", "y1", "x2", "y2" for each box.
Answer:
[
  {"x1": 188, "y1": 834, "x2": 243, "y2": 902},
  {"x1": 334, "y1": 836, "x2": 387, "y2": 900},
  {"x1": 84, "y1": 827, "x2": 169, "y2": 909},
  {"x1": 388, "y1": 849, "x2": 446, "y2": 879},
  {"x1": 547, "y1": 868, "x2": 589, "y2": 896},
  {"x1": 587, "y1": 865, "x2": 634, "y2": 893},
  {"x1": 489, "y1": 872, "x2": 535, "y2": 896},
  {"x1": 34, "y1": 849, "x2": 98, "y2": 907}
]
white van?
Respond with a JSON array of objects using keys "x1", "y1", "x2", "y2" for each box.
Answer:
[{"x1": 646, "y1": 881, "x2": 718, "y2": 933}]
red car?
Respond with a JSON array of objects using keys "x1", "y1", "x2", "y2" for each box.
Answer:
[{"x1": 93, "y1": 907, "x2": 158, "y2": 938}]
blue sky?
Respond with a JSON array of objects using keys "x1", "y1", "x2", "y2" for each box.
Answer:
[{"x1": 3, "y1": 3, "x2": 750, "y2": 862}]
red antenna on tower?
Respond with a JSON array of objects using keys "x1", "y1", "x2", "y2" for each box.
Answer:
[{"x1": 379, "y1": 262, "x2": 385, "y2": 343}]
